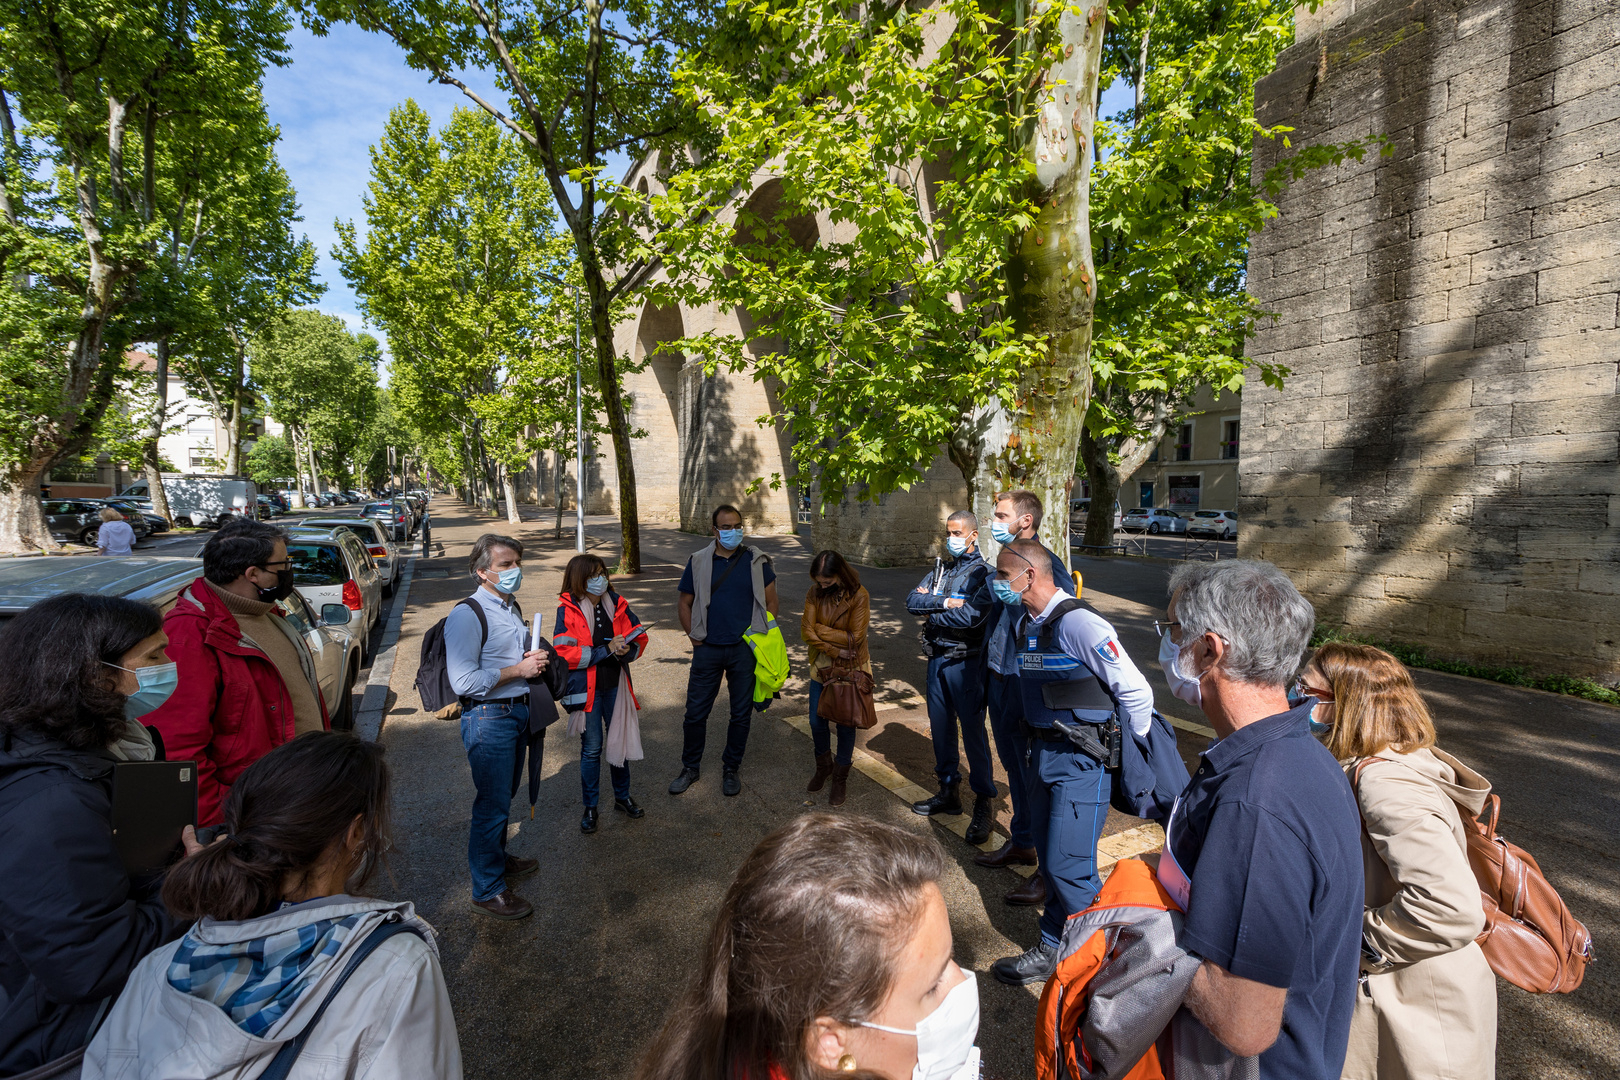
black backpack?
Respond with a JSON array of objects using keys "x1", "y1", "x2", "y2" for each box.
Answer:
[{"x1": 416, "y1": 597, "x2": 522, "y2": 719}]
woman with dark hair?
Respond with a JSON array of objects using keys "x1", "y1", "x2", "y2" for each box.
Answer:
[
  {"x1": 1301, "y1": 642, "x2": 1495, "y2": 1080},
  {"x1": 800, "y1": 551, "x2": 870, "y2": 805},
  {"x1": 83, "y1": 731, "x2": 462, "y2": 1079},
  {"x1": 637, "y1": 813, "x2": 979, "y2": 1080},
  {"x1": 552, "y1": 552, "x2": 648, "y2": 834},
  {"x1": 0, "y1": 592, "x2": 185, "y2": 1075}
]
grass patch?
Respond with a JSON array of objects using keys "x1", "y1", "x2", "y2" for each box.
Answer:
[{"x1": 1309, "y1": 625, "x2": 1620, "y2": 707}]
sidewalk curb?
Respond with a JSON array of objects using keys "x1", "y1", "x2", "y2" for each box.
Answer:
[{"x1": 355, "y1": 558, "x2": 417, "y2": 742}]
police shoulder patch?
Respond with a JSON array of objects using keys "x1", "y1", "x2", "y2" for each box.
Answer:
[{"x1": 1094, "y1": 638, "x2": 1122, "y2": 663}]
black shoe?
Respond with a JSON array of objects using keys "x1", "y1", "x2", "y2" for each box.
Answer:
[
  {"x1": 912, "y1": 781, "x2": 963, "y2": 817},
  {"x1": 965, "y1": 796, "x2": 995, "y2": 846},
  {"x1": 614, "y1": 796, "x2": 645, "y2": 818},
  {"x1": 722, "y1": 767, "x2": 741, "y2": 797},
  {"x1": 580, "y1": 807, "x2": 598, "y2": 834},
  {"x1": 668, "y1": 766, "x2": 700, "y2": 795},
  {"x1": 992, "y1": 941, "x2": 1060, "y2": 986},
  {"x1": 503, "y1": 855, "x2": 539, "y2": 880}
]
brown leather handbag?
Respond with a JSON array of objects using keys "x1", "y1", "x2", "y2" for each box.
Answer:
[
  {"x1": 1355, "y1": 758, "x2": 1595, "y2": 993},
  {"x1": 818, "y1": 663, "x2": 877, "y2": 729}
]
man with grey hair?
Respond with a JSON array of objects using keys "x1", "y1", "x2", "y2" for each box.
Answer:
[
  {"x1": 1154, "y1": 560, "x2": 1362, "y2": 1078},
  {"x1": 906, "y1": 509, "x2": 996, "y2": 844}
]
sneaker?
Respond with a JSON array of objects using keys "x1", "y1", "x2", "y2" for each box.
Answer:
[
  {"x1": 668, "y1": 766, "x2": 700, "y2": 795},
  {"x1": 722, "y1": 766, "x2": 741, "y2": 797},
  {"x1": 471, "y1": 889, "x2": 534, "y2": 921},
  {"x1": 991, "y1": 940, "x2": 1059, "y2": 986}
]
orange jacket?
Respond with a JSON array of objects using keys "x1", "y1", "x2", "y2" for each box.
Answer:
[{"x1": 552, "y1": 591, "x2": 644, "y2": 713}]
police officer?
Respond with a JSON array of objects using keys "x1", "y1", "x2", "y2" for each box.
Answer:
[
  {"x1": 988, "y1": 538, "x2": 1156, "y2": 986},
  {"x1": 906, "y1": 509, "x2": 996, "y2": 844}
]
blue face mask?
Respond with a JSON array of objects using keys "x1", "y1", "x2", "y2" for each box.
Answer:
[
  {"x1": 990, "y1": 522, "x2": 1015, "y2": 545},
  {"x1": 1289, "y1": 687, "x2": 1333, "y2": 735},
  {"x1": 990, "y1": 571, "x2": 1028, "y2": 607},
  {"x1": 946, "y1": 535, "x2": 969, "y2": 556},
  {"x1": 716, "y1": 527, "x2": 744, "y2": 550},
  {"x1": 585, "y1": 573, "x2": 609, "y2": 596},
  {"x1": 105, "y1": 661, "x2": 179, "y2": 720},
  {"x1": 487, "y1": 566, "x2": 523, "y2": 594}
]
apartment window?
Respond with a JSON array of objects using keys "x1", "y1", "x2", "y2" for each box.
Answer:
[
  {"x1": 188, "y1": 447, "x2": 217, "y2": 469},
  {"x1": 1147, "y1": 443, "x2": 1159, "y2": 463},
  {"x1": 1221, "y1": 419, "x2": 1240, "y2": 460},
  {"x1": 1175, "y1": 423, "x2": 1193, "y2": 462}
]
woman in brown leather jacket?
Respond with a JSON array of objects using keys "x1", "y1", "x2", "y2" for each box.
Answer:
[{"x1": 800, "y1": 551, "x2": 871, "y2": 805}]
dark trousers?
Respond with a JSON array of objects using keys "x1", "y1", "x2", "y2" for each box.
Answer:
[
  {"x1": 808, "y1": 678, "x2": 856, "y2": 764},
  {"x1": 926, "y1": 654, "x2": 996, "y2": 798},
  {"x1": 1028, "y1": 739, "x2": 1112, "y2": 947},
  {"x1": 681, "y1": 641, "x2": 755, "y2": 769},
  {"x1": 988, "y1": 673, "x2": 1034, "y2": 848}
]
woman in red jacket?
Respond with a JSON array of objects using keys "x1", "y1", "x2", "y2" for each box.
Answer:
[{"x1": 552, "y1": 554, "x2": 647, "y2": 834}]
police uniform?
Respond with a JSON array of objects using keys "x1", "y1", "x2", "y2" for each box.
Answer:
[
  {"x1": 1017, "y1": 591, "x2": 1155, "y2": 949},
  {"x1": 905, "y1": 550, "x2": 995, "y2": 812}
]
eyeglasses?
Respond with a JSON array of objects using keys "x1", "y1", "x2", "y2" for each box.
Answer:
[
  {"x1": 1153, "y1": 620, "x2": 1180, "y2": 638},
  {"x1": 257, "y1": 559, "x2": 291, "y2": 570},
  {"x1": 1292, "y1": 678, "x2": 1335, "y2": 703}
]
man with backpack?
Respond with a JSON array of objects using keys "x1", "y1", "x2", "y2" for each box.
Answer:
[
  {"x1": 444, "y1": 534, "x2": 552, "y2": 921},
  {"x1": 988, "y1": 538, "x2": 1157, "y2": 988}
]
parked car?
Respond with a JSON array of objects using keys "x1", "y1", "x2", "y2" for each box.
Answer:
[
  {"x1": 255, "y1": 494, "x2": 284, "y2": 517},
  {"x1": 263, "y1": 490, "x2": 291, "y2": 513},
  {"x1": 119, "y1": 475, "x2": 259, "y2": 529},
  {"x1": 299, "y1": 517, "x2": 401, "y2": 597},
  {"x1": 1187, "y1": 509, "x2": 1237, "y2": 539},
  {"x1": 363, "y1": 500, "x2": 412, "y2": 541},
  {"x1": 398, "y1": 494, "x2": 423, "y2": 528},
  {"x1": 0, "y1": 555, "x2": 363, "y2": 730},
  {"x1": 43, "y1": 499, "x2": 149, "y2": 547},
  {"x1": 1121, "y1": 507, "x2": 1187, "y2": 535},
  {"x1": 1069, "y1": 498, "x2": 1123, "y2": 531},
  {"x1": 102, "y1": 497, "x2": 170, "y2": 535},
  {"x1": 284, "y1": 526, "x2": 384, "y2": 655}
]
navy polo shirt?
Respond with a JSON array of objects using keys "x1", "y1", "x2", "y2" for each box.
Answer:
[
  {"x1": 678, "y1": 547, "x2": 776, "y2": 646},
  {"x1": 1168, "y1": 702, "x2": 1362, "y2": 1080}
]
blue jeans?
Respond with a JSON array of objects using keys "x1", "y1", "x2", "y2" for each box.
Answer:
[
  {"x1": 926, "y1": 654, "x2": 996, "y2": 798},
  {"x1": 808, "y1": 679, "x2": 855, "y2": 764},
  {"x1": 581, "y1": 676, "x2": 631, "y2": 807},
  {"x1": 988, "y1": 673, "x2": 1034, "y2": 847},
  {"x1": 1029, "y1": 739, "x2": 1112, "y2": 948},
  {"x1": 681, "y1": 641, "x2": 755, "y2": 769},
  {"x1": 460, "y1": 700, "x2": 531, "y2": 902}
]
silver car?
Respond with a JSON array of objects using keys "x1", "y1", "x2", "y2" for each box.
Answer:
[
  {"x1": 1120, "y1": 507, "x2": 1188, "y2": 535},
  {"x1": 285, "y1": 527, "x2": 385, "y2": 657},
  {"x1": 297, "y1": 517, "x2": 402, "y2": 596},
  {"x1": 0, "y1": 555, "x2": 363, "y2": 729}
]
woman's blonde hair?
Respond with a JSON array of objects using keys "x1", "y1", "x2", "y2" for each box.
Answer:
[
  {"x1": 98, "y1": 507, "x2": 123, "y2": 522},
  {"x1": 1310, "y1": 641, "x2": 1436, "y2": 760}
]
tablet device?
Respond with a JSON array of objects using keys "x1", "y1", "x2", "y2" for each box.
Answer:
[{"x1": 111, "y1": 761, "x2": 198, "y2": 876}]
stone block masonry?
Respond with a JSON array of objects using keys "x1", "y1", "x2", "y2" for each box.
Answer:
[{"x1": 1244, "y1": 0, "x2": 1620, "y2": 677}]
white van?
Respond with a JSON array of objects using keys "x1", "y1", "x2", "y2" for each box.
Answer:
[{"x1": 120, "y1": 475, "x2": 259, "y2": 528}]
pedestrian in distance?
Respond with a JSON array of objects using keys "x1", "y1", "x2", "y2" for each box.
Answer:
[
  {"x1": 145, "y1": 518, "x2": 331, "y2": 826},
  {"x1": 445, "y1": 533, "x2": 552, "y2": 920},
  {"x1": 800, "y1": 550, "x2": 871, "y2": 807},
  {"x1": 635, "y1": 813, "x2": 982, "y2": 1080},
  {"x1": 987, "y1": 539, "x2": 1156, "y2": 987},
  {"x1": 0, "y1": 593, "x2": 188, "y2": 1076},
  {"x1": 907, "y1": 510, "x2": 996, "y2": 844},
  {"x1": 83, "y1": 732, "x2": 464, "y2": 1080},
  {"x1": 670, "y1": 504, "x2": 779, "y2": 798},
  {"x1": 420, "y1": 502, "x2": 432, "y2": 558},
  {"x1": 1301, "y1": 642, "x2": 1497, "y2": 1080},
  {"x1": 96, "y1": 505, "x2": 136, "y2": 556},
  {"x1": 1155, "y1": 560, "x2": 1362, "y2": 1077},
  {"x1": 975, "y1": 490, "x2": 1077, "y2": 907},
  {"x1": 553, "y1": 553, "x2": 648, "y2": 834}
]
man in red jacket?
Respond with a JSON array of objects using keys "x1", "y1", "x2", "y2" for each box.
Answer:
[{"x1": 145, "y1": 519, "x2": 329, "y2": 824}]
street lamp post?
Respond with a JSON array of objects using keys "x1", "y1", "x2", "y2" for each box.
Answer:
[{"x1": 573, "y1": 284, "x2": 585, "y2": 555}]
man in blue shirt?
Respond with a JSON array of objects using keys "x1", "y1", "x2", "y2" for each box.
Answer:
[
  {"x1": 975, "y1": 490, "x2": 1077, "y2": 908},
  {"x1": 906, "y1": 509, "x2": 996, "y2": 844},
  {"x1": 671, "y1": 505, "x2": 779, "y2": 798},
  {"x1": 1156, "y1": 560, "x2": 1362, "y2": 1078},
  {"x1": 446, "y1": 534, "x2": 553, "y2": 921}
]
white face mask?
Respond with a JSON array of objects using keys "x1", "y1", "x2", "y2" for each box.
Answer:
[
  {"x1": 1158, "y1": 632, "x2": 1203, "y2": 707},
  {"x1": 859, "y1": 967, "x2": 980, "y2": 1080}
]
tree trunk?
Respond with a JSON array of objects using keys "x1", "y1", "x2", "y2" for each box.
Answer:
[
  {"x1": 144, "y1": 337, "x2": 174, "y2": 525},
  {"x1": 952, "y1": 3, "x2": 1106, "y2": 565},
  {"x1": 1080, "y1": 425, "x2": 1121, "y2": 546},
  {"x1": 0, "y1": 457, "x2": 60, "y2": 552},
  {"x1": 586, "y1": 287, "x2": 640, "y2": 573},
  {"x1": 554, "y1": 446, "x2": 565, "y2": 539},
  {"x1": 305, "y1": 437, "x2": 322, "y2": 494},
  {"x1": 223, "y1": 344, "x2": 246, "y2": 475},
  {"x1": 500, "y1": 461, "x2": 521, "y2": 525}
]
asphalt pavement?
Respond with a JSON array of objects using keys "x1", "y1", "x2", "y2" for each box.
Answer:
[{"x1": 371, "y1": 499, "x2": 1615, "y2": 1080}]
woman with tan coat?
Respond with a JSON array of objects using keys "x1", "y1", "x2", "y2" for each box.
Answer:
[
  {"x1": 800, "y1": 550, "x2": 871, "y2": 806},
  {"x1": 1300, "y1": 642, "x2": 1496, "y2": 1080}
]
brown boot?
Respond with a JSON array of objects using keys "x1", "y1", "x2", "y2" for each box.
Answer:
[
  {"x1": 807, "y1": 752, "x2": 835, "y2": 793},
  {"x1": 829, "y1": 761, "x2": 852, "y2": 806},
  {"x1": 1004, "y1": 873, "x2": 1048, "y2": 907}
]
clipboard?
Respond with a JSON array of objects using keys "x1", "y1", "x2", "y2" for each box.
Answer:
[{"x1": 111, "y1": 761, "x2": 198, "y2": 875}]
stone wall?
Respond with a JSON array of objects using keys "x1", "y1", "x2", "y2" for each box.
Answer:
[
  {"x1": 1242, "y1": 0, "x2": 1620, "y2": 676},
  {"x1": 811, "y1": 453, "x2": 972, "y2": 567}
]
